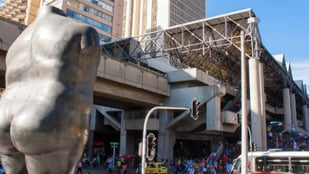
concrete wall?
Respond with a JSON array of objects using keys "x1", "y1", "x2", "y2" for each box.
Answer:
[
  {"x1": 167, "y1": 68, "x2": 238, "y2": 96},
  {"x1": 97, "y1": 56, "x2": 169, "y2": 96}
]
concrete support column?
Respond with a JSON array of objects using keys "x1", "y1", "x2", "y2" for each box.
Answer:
[
  {"x1": 87, "y1": 107, "x2": 97, "y2": 159},
  {"x1": 307, "y1": 107, "x2": 309, "y2": 131},
  {"x1": 249, "y1": 58, "x2": 265, "y2": 150},
  {"x1": 283, "y1": 88, "x2": 292, "y2": 130},
  {"x1": 302, "y1": 105, "x2": 309, "y2": 131},
  {"x1": 290, "y1": 93, "x2": 297, "y2": 126},
  {"x1": 120, "y1": 111, "x2": 127, "y2": 155},
  {"x1": 206, "y1": 96, "x2": 222, "y2": 131},
  {"x1": 87, "y1": 130, "x2": 94, "y2": 159},
  {"x1": 307, "y1": 108, "x2": 309, "y2": 131},
  {"x1": 158, "y1": 110, "x2": 175, "y2": 160},
  {"x1": 259, "y1": 62, "x2": 267, "y2": 150}
]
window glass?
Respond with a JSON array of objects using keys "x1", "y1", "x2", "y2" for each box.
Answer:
[
  {"x1": 66, "y1": 9, "x2": 112, "y2": 33},
  {"x1": 99, "y1": 34, "x2": 111, "y2": 43},
  {"x1": 86, "y1": 0, "x2": 113, "y2": 12},
  {"x1": 290, "y1": 157, "x2": 309, "y2": 173},
  {"x1": 68, "y1": 1, "x2": 113, "y2": 23},
  {"x1": 255, "y1": 157, "x2": 289, "y2": 172}
]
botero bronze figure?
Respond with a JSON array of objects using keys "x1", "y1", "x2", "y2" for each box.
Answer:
[{"x1": 0, "y1": 6, "x2": 100, "y2": 173}]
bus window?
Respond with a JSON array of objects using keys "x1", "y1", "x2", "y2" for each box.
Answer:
[
  {"x1": 290, "y1": 157, "x2": 309, "y2": 173},
  {"x1": 255, "y1": 157, "x2": 289, "y2": 172}
]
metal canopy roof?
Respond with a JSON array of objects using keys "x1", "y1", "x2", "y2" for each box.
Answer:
[
  {"x1": 102, "y1": 8, "x2": 308, "y2": 110},
  {"x1": 154, "y1": 8, "x2": 306, "y2": 108},
  {"x1": 162, "y1": 9, "x2": 262, "y2": 83}
]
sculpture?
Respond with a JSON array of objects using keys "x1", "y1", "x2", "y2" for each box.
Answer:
[{"x1": 0, "y1": 6, "x2": 100, "y2": 173}]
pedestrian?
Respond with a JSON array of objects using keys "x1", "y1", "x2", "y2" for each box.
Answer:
[
  {"x1": 210, "y1": 162, "x2": 216, "y2": 174},
  {"x1": 188, "y1": 165, "x2": 194, "y2": 174},
  {"x1": 121, "y1": 162, "x2": 128, "y2": 174},
  {"x1": 108, "y1": 161, "x2": 114, "y2": 174},
  {"x1": 90, "y1": 158, "x2": 96, "y2": 168},
  {"x1": 76, "y1": 160, "x2": 83, "y2": 174},
  {"x1": 116, "y1": 158, "x2": 122, "y2": 174},
  {"x1": 225, "y1": 160, "x2": 232, "y2": 173},
  {"x1": 137, "y1": 164, "x2": 141, "y2": 174},
  {"x1": 83, "y1": 153, "x2": 90, "y2": 168}
]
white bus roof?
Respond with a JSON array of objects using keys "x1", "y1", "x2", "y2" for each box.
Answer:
[{"x1": 245, "y1": 151, "x2": 309, "y2": 158}]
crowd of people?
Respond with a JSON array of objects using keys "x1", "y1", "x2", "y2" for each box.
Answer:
[
  {"x1": 267, "y1": 124, "x2": 309, "y2": 151},
  {"x1": 76, "y1": 152, "x2": 132, "y2": 174},
  {"x1": 75, "y1": 124, "x2": 309, "y2": 174},
  {"x1": 156, "y1": 130, "x2": 309, "y2": 174},
  {"x1": 160, "y1": 141, "x2": 241, "y2": 174}
]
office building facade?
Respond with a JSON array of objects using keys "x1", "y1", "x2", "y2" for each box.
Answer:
[
  {"x1": 0, "y1": 0, "x2": 123, "y2": 43},
  {"x1": 123, "y1": 0, "x2": 206, "y2": 37},
  {"x1": 0, "y1": 0, "x2": 40, "y2": 25}
]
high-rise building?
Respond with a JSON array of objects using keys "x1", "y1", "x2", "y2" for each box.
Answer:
[
  {"x1": 0, "y1": 0, "x2": 40, "y2": 25},
  {"x1": 0, "y1": 0, "x2": 124, "y2": 43},
  {"x1": 123, "y1": 0, "x2": 206, "y2": 38},
  {"x1": 45, "y1": 0, "x2": 124, "y2": 43},
  {"x1": 0, "y1": 0, "x2": 205, "y2": 42}
]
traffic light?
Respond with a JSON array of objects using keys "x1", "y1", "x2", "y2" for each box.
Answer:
[
  {"x1": 151, "y1": 137, "x2": 156, "y2": 148},
  {"x1": 252, "y1": 142, "x2": 257, "y2": 151},
  {"x1": 191, "y1": 98, "x2": 200, "y2": 120},
  {"x1": 146, "y1": 133, "x2": 156, "y2": 161}
]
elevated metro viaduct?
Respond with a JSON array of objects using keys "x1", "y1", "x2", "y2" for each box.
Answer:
[{"x1": 1, "y1": 9, "x2": 309, "y2": 160}]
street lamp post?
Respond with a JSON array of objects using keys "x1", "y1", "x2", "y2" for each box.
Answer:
[
  {"x1": 141, "y1": 106, "x2": 190, "y2": 174},
  {"x1": 110, "y1": 142, "x2": 119, "y2": 170}
]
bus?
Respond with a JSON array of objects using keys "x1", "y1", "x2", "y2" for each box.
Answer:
[{"x1": 231, "y1": 150, "x2": 309, "y2": 174}]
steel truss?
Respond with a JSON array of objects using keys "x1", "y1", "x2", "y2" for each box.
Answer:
[{"x1": 101, "y1": 8, "x2": 308, "y2": 108}]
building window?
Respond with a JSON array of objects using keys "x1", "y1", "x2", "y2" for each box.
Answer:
[
  {"x1": 66, "y1": 9, "x2": 112, "y2": 33},
  {"x1": 86, "y1": 0, "x2": 113, "y2": 13},
  {"x1": 69, "y1": 1, "x2": 113, "y2": 23},
  {"x1": 99, "y1": 34, "x2": 111, "y2": 43}
]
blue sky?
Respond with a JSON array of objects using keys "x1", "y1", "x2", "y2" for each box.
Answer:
[{"x1": 207, "y1": 0, "x2": 309, "y2": 90}]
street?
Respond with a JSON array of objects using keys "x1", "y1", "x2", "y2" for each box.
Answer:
[{"x1": 80, "y1": 165, "x2": 136, "y2": 174}]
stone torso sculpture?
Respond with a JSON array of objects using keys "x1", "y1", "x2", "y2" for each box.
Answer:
[{"x1": 0, "y1": 6, "x2": 100, "y2": 173}]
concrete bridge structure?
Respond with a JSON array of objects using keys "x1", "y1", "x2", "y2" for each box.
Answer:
[{"x1": 1, "y1": 9, "x2": 309, "y2": 160}]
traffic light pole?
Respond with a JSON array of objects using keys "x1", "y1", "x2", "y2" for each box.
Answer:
[
  {"x1": 247, "y1": 126, "x2": 252, "y2": 152},
  {"x1": 141, "y1": 106, "x2": 190, "y2": 174},
  {"x1": 240, "y1": 30, "x2": 249, "y2": 174}
]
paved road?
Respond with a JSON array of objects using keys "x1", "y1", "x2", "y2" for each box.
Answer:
[{"x1": 80, "y1": 165, "x2": 136, "y2": 174}]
